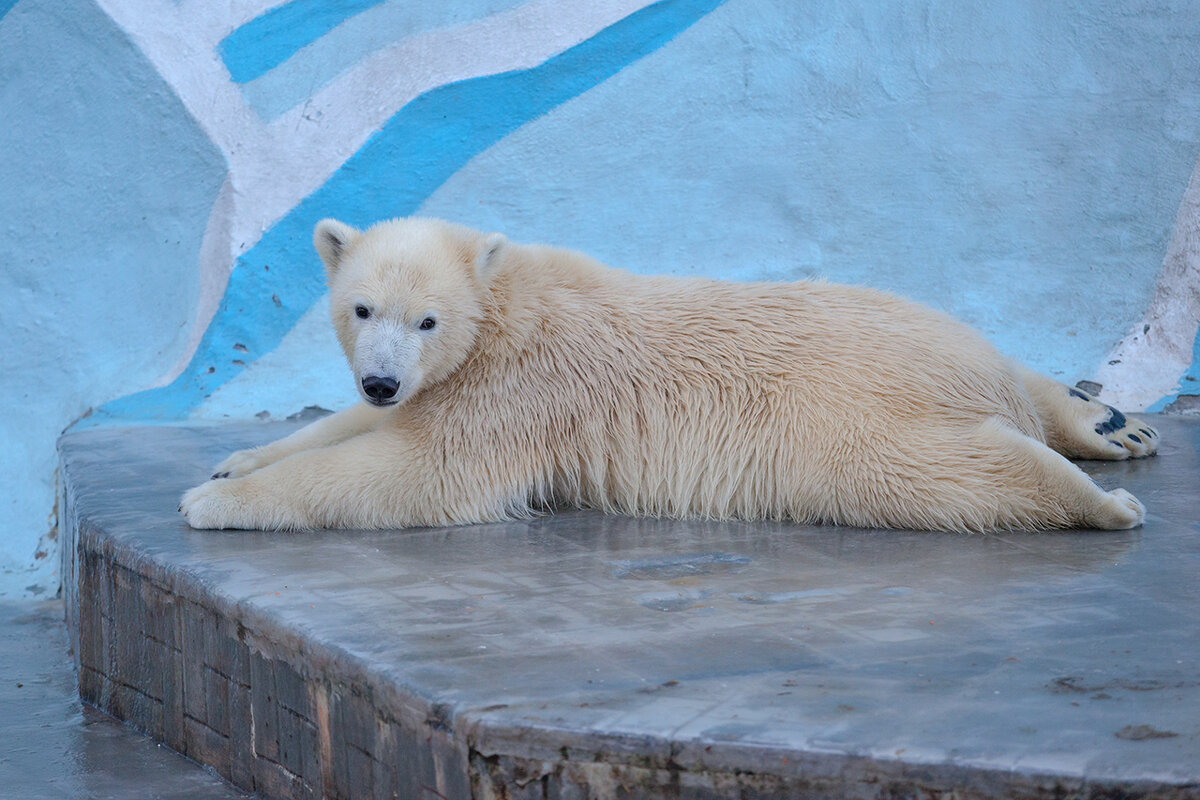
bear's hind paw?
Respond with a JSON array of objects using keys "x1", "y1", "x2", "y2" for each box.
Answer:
[{"x1": 1094, "y1": 407, "x2": 1158, "y2": 459}]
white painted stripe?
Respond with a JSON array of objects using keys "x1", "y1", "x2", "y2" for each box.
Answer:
[
  {"x1": 1093, "y1": 155, "x2": 1200, "y2": 410},
  {"x1": 94, "y1": 0, "x2": 659, "y2": 388},
  {"x1": 150, "y1": 173, "x2": 236, "y2": 390}
]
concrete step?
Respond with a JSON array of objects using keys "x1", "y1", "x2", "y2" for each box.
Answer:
[{"x1": 58, "y1": 417, "x2": 1200, "y2": 799}]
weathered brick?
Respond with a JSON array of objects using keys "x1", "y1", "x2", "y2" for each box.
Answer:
[
  {"x1": 276, "y1": 706, "x2": 305, "y2": 777},
  {"x1": 111, "y1": 567, "x2": 142, "y2": 660},
  {"x1": 95, "y1": 558, "x2": 115, "y2": 622},
  {"x1": 204, "y1": 667, "x2": 231, "y2": 736},
  {"x1": 253, "y1": 756, "x2": 305, "y2": 800},
  {"x1": 299, "y1": 693, "x2": 326, "y2": 791},
  {"x1": 96, "y1": 673, "x2": 121, "y2": 719},
  {"x1": 274, "y1": 658, "x2": 309, "y2": 717},
  {"x1": 371, "y1": 738, "x2": 400, "y2": 800},
  {"x1": 228, "y1": 678, "x2": 255, "y2": 789},
  {"x1": 429, "y1": 730, "x2": 471, "y2": 800},
  {"x1": 179, "y1": 600, "x2": 210, "y2": 723},
  {"x1": 251, "y1": 651, "x2": 281, "y2": 762},
  {"x1": 327, "y1": 696, "x2": 350, "y2": 799},
  {"x1": 336, "y1": 684, "x2": 376, "y2": 756},
  {"x1": 214, "y1": 615, "x2": 250, "y2": 685},
  {"x1": 78, "y1": 664, "x2": 103, "y2": 706},
  {"x1": 130, "y1": 635, "x2": 167, "y2": 702},
  {"x1": 77, "y1": 561, "x2": 103, "y2": 673},
  {"x1": 346, "y1": 745, "x2": 376, "y2": 800},
  {"x1": 162, "y1": 646, "x2": 185, "y2": 753},
  {"x1": 116, "y1": 683, "x2": 163, "y2": 739},
  {"x1": 184, "y1": 716, "x2": 231, "y2": 781},
  {"x1": 140, "y1": 579, "x2": 177, "y2": 646}
]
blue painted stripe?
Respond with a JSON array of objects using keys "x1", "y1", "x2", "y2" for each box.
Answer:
[
  {"x1": 0, "y1": 0, "x2": 22, "y2": 20},
  {"x1": 98, "y1": 0, "x2": 727, "y2": 422},
  {"x1": 219, "y1": 0, "x2": 386, "y2": 84}
]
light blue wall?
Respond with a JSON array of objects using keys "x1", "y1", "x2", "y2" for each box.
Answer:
[
  {"x1": 421, "y1": 0, "x2": 1200, "y2": 381},
  {"x1": 0, "y1": 0, "x2": 226, "y2": 595},
  {"x1": 1, "y1": 0, "x2": 1198, "y2": 597}
]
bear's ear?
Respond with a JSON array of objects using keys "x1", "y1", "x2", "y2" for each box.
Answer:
[
  {"x1": 314, "y1": 219, "x2": 360, "y2": 276},
  {"x1": 474, "y1": 233, "x2": 506, "y2": 278}
]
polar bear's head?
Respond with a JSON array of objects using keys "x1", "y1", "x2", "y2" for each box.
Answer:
[{"x1": 314, "y1": 217, "x2": 506, "y2": 407}]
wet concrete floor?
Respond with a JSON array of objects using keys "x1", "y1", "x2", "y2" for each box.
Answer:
[{"x1": 0, "y1": 599, "x2": 251, "y2": 800}]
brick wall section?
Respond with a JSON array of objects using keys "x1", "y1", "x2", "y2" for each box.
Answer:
[{"x1": 60, "y1": 510, "x2": 472, "y2": 799}]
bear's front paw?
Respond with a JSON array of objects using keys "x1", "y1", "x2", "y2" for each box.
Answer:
[
  {"x1": 1092, "y1": 488, "x2": 1146, "y2": 530},
  {"x1": 180, "y1": 480, "x2": 256, "y2": 530},
  {"x1": 211, "y1": 447, "x2": 270, "y2": 479}
]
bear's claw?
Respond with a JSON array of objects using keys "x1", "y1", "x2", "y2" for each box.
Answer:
[{"x1": 210, "y1": 447, "x2": 269, "y2": 480}]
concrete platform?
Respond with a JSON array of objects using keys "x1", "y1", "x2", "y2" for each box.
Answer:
[{"x1": 59, "y1": 416, "x2": 1200, "y2": 799}]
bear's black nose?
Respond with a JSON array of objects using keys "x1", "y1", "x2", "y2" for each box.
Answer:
[{"x1": 362, "y1": 375, "x2": 399, "y2": 402}]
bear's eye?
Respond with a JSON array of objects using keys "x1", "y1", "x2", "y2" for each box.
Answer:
[
  {"x1": 355, "y1": 305, "x2": 370, "y2": 319},
  {"x1": 419, "y1": 317, "x2": 437, "y2": 331}
]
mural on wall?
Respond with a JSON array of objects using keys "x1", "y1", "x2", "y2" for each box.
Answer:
[{"x1": 1, "y1": 0, "x2": 1198, "y2": 597}]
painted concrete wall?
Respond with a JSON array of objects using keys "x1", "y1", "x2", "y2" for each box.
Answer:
[
  {"x1": 0, "y1": 0, "x2": 226, "y2": 597},
  {"x1": 1, "y1": 0, "x2": 1198, "y2": 597}
]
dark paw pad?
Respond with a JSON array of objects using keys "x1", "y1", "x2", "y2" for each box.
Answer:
[
  {"x1": 211, "y1": 472, "x2": 231, "y2": 480},
  {"x1": 1094, "y1": 406, "x2": 1127, "y2": 435}
]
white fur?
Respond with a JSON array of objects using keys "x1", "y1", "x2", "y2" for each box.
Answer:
[
  {"x1": 350, "y1": 316, "x2": 424, "y2": 405},
  {"x1": 182, "y1": 218, "x2": 1159, "y2": 533}
]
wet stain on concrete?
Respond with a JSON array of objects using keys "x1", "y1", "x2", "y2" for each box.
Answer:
[
  {"x1": 1048, "y1": 676, "x2": 1200, "y2": 694},
  {"x1": 1115, "y1": 724, "x2": 1180, "y2": 741},
  {"x1": 635, "y1": 588, "x2": 714, "y2": 612},
  {"x1": 730, "y1": 588, "x2": 840, "y2": 604},
  {"x1": 609, "y1": 552, "x2": 751, "y2": 580}
]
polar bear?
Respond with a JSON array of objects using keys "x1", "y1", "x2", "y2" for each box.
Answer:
[{"x1": 180, "y1": 217, "x2": 1159, "y2": 533}]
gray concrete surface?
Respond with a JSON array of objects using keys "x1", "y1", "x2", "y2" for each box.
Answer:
[
  {"x1": 0, "y1": 599, "x2": 252, "y2": 799},
  {"x1": 58, "y1": 416, "x2": 1200, "y2": 799}
]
